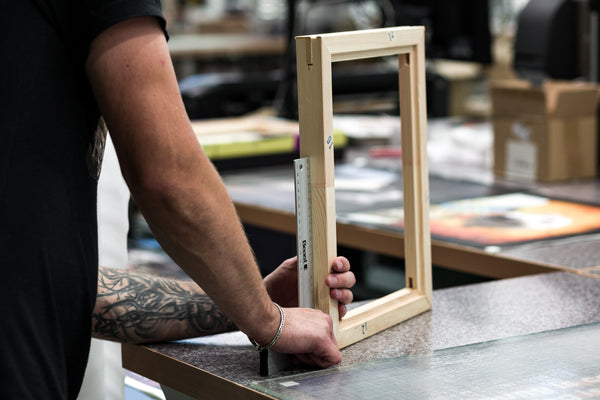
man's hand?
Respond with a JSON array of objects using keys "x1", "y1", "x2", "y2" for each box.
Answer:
[
  {"x1": 260, "y1": 256, "x2": 355, "y2": 367},
  {"x1": 264, "y1": 256, "x2": 355, "y2": 317},
  {"x1": 271, "y1": 307, "x2": 341, "y2": 368}
]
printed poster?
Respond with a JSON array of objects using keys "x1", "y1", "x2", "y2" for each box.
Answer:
[{"x1": 338, "y1": 193, "x2": 600, "y2": 247}]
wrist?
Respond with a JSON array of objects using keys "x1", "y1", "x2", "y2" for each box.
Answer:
[{"x1": 248, "y1": 302, "x2": 285, "y2": 351}]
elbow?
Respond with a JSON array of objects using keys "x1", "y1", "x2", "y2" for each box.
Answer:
[{"x1": 122, "y1": 159, "x2": 188, "y2": 213}]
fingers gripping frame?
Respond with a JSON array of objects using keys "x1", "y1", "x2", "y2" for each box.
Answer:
[{"x1": 295, "y1": 27, "x2": 432, "y2": 349}]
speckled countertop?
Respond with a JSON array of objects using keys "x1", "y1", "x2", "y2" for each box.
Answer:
[{"x1": 140, "y1": 271, "x2": 600, "y2": 389}]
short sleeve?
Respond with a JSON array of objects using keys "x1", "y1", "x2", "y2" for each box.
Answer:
[{"x1": 85, "y1": 0, "x2": 168, "y2": 42}]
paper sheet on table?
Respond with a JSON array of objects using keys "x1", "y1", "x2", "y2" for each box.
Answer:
[
  {"x1": 177, "y1": 331, "x2": 251, "y2": 347},
  {"x1": 334, "y1": 165, "x2": 396, "y2": 192}
]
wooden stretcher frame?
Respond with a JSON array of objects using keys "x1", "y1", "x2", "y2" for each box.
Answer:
[{"x1": 295, "y1": 26, "x2": 432, "y2": 349}]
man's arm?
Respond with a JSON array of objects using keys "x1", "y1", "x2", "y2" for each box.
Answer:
[
  {"x1": 93, "y1": 266, "x2": 236, "y2": 343},
  {"x1": 93, "y1": 257, "x2": 354, "y2": 343},
  {"x1": 86, "y1": 17, "x2": 340, "y2": 367}
]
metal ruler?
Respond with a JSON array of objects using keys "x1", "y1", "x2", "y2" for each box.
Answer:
[
  {"x1": 294, "y1": 157, "x2": 314, "y2": 308},
  {"x1": 259, "y1": 158, "x2": 314, "y2": 378}
]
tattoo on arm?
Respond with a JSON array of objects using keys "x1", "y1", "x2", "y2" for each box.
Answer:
[{"x1": 93, "y1": 267, "x2": 237, "y2": 343}]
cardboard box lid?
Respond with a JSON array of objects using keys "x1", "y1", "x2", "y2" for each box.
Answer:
[{"x1": 491, "y1": 80, "x2": 599, "y2": 118}]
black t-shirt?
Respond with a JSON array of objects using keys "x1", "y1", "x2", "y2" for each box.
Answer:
[{"x1": 0, "y1": 1, "x2": 165, "y2": 398}]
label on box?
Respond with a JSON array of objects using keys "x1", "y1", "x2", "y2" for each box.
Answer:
[
  {"x1": 505, "y1": 139, "x2": 537, "y2": 181},
  {"x1": 511, "y1": 121, "x2": 531, "y2": 141}
]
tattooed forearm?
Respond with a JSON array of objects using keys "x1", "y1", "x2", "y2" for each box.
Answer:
[{"x1": 93, "y1": 267, "x2": 237, "y2": 343}]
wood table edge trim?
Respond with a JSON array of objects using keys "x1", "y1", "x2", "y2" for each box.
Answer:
[{"x1": 122, "y1": 343, "x2": 275, "y2": 400}]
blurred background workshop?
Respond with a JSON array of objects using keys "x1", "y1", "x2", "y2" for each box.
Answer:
[{"x1": 91, "y1": 1, "x2": 600, "y2": 399}]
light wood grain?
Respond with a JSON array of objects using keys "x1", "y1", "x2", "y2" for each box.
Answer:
[
  {"x1": 296, "y1": 35, "x2": 340, "y2": 329},
  {"x1": 397, "y1": 41, "x2": 433, "y2": 301},
  {"x1": 295, "y1": 26, "x2": 432, "y2": 348}
]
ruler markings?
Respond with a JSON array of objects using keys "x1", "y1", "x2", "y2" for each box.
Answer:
[{"x1": 294, "y1": 157, "x2": 315, "y2": 309}]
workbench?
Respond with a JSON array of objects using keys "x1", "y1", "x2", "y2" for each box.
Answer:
[
  {"x1": 167, "y1": 33, "x2": 286, "y2": 79},
  {"x1": 178, "y1": 115, "x2": 600, "y2": 281},
  {"x1": 123, "y1": 116, "x2": 600, "y2": 398},
  {"x1": 122, "y1": 271, "x2": 600, "y2": 399},
  {"x1": 168, "y1": 34, "x2": 285, "y2": 60},
  {"x1": 222, "y1": 161, "x2": 600, "y2": 280}
]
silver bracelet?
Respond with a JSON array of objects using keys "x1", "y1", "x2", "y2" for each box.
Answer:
[{"x1": 249, "y1": 303, "x2": 285, "y2": 352}]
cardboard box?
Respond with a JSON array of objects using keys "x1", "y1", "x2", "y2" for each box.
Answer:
[{"x1": 491, "y1": 80, "x2": 599, "y2": 182}]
